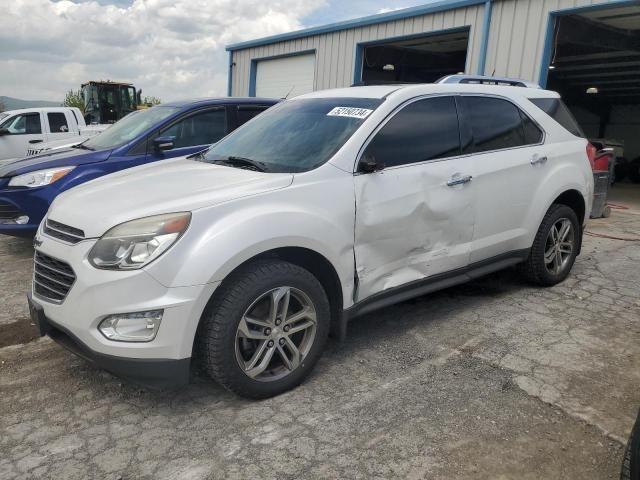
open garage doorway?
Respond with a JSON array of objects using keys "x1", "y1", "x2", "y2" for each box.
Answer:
[
  {"x1": 357, "y1": 28, "x2": 469, "y2": 85},
  {"x1": 544, "y1": 3, "x2": 640, "y2": 185}
]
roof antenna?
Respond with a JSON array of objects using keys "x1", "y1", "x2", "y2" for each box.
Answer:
[{"x1": 283, "y1": 85, "x2": 295, "y2": 99}]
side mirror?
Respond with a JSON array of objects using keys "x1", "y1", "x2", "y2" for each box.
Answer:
[
  {"x1": 358, "y1": 154, "x2": 384, "y2": 173},
  {"x1": 0, "y1": 128, "x2": 10, "y2": 136},
  {"x1": 153, "y1": 135, "x2": 176, "y2": 151}
]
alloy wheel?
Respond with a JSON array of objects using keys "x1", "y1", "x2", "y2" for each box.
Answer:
[
  {"x1": 544, "y1": 218, "x2": 574, "y2": 275},
  {"x1": 234, "y1": 286, "x2": 317, "y2": 382}
]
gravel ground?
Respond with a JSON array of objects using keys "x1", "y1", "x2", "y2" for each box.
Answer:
[{"x1": 0, "y1": 200, "x2": 639, "y2": 479}]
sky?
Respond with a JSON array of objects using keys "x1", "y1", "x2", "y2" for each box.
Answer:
[{"x1": 0, "y1": 0, "x2": 431, "y2": 103}]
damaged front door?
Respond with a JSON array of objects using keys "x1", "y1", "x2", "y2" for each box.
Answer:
[{"x1": 353, "y1": 95, "x2": 475, "y2": 302}]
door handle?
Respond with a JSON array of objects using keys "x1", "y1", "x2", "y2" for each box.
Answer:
[
  {"x1": 447, "y1": 175, "x2": 473, "y2": 187},
  {"x1": 531, "y1": 155, "x2": 548, "y2": 165},
  {"x1": 29, "y1": 139, "x2": 43, "y2": 144}
]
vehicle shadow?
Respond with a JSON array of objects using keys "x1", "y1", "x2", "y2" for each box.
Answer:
[
  {"x1": 47, "y1": 267, "x2": 530, "y2": 404},
  {"x1": 334, "y1": 267, "x2": 527, "y2": 353}
]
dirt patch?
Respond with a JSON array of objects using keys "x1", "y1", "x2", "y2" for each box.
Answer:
[{"x1": 0, "y1": 317, "x2": 39, "y2": 348}]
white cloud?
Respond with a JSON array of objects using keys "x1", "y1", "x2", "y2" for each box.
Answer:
[{"x1": 0, "y1": 0, "x2": 326, "y2": 102}]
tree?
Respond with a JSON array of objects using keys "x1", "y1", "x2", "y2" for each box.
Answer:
[
  {"x1": 0, "y1": 98, "x2": 5, "y2": 113},
  {"x1": 142, "y1": 96, "x2": 161, "y2": 106},
  {"x1": 63, "y1": 89, "x2": 84, "y2": 112}
]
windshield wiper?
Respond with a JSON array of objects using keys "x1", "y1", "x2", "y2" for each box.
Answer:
[
  {"x1": 209, "y1": 156, "x2": 269, "y2": 172},
  {"x1": 72, "y1": 143, "x2": 95, "y2": 151},
  {"x1": 187, "y1": 148, "x2": 208, "y2": 160}
]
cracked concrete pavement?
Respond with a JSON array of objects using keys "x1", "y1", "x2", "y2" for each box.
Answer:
[{"x1": 1, "y1": 196, "x2": 639, "y2": 479}]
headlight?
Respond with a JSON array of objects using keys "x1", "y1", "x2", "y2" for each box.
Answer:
[
  {"x1": 8, "y1": 166, "x2": 75, "y2": 188},
  {"x1": 89, "y1": 212, "x2": 191, "y2": 270}
]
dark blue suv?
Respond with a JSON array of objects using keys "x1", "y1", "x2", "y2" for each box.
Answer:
[{"x1": 0, "y1": 97, "x2": 278, "y2": 237}]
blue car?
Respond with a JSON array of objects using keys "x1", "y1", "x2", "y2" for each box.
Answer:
[{"x1": 0, "y1": 97, "x2": 278, "y2": 237}]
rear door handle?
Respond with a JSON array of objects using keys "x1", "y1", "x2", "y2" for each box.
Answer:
[
  {"x1": 29, "y1": 139, "x2": 43, "y2": 144},
  {"x1": 447, "y1": 175, "x2": 473, "y2": 187},
  {"x1": 531, "y1": 155, "x2": 548, "y2": 165}
]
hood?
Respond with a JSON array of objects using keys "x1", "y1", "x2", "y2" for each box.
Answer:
[
  {"x1": 48, "y1": 158, "x2": 294, "y2": 238},
  {"x1": 0, "y1": 147, "x2": 112, "y2": 178}
]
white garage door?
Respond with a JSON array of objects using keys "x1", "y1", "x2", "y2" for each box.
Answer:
[{"x1": 255, "y1": 53, "x2": 316, "y2": 99}]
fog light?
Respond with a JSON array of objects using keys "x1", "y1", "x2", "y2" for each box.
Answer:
[
  {"x1": 15, "y1": 215, "x2": 29, "y2": 225},
  {"x1": 98, "y1": 310, "x2": 163, "y2": 342}
]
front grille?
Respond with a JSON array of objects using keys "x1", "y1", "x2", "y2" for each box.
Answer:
[
  {"x1": 44, "y1": 219, "x2": 86, "y2": 244},
  {"x1": 0, "y1": 201, "x2": 21, "y2": 220},
  {"x1": 26, "y1": 148, "x2": 45, "y2": 156},
  {"x1": 33, "y1": 251, "x2": 76, "y2": 303}
]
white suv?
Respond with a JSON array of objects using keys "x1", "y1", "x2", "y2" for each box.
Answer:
[{"x1": 28, "y1": 77, "x2": 594, "y2": 398}]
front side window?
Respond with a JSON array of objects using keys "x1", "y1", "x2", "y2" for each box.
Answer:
[
  {"x1": 461, "y1": 96, "x2": 542, "y2": 154},
  {"x1": 363, "y1": 96, "x2": 461, "y2": 168},
  {"x1": 159, "y1": 108, "x2": 227, "y2": 148},
  {"x1": 201, "y1": 98, "x2": 382, "y2": 173},
  {"x1": 83, "y1": 106, "x2": 179, "y2": 151},
  {"x1": 0, "y1": 113, "x2": 41, "y2": 134},
  {"x1": 47, "y1": 112, "x2": 69, "y2": 133}
]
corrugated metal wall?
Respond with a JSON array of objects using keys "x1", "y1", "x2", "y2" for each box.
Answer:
[
  {"x1": 230, "y1": 4, "x2": 486, "y2": 96},
  {"x1": 485, "y1": 0, "x2": 621, "y2": 82},
  {"x1": 231, "y1": 0, "x2": 627, "y2": 96}
]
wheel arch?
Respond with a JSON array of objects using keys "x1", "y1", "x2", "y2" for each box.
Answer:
[
  {"x1": 552, "y1": 189, "x2": 586, "y2": 226},
  {"x1": 544, "y1": 188, "x2": 587, "y2": 255},
  {"x1": 192, "y1": 246, "x2": 346, "y2": 358}
]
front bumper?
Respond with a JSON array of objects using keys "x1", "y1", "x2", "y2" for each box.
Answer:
[
  {"x1": 29, "y1": 234, "x2": 220, "y2": 386},
  {"x1": 28, "y1": 293, "x2": 190, "y2": 388},
  {"x1": 0, "y1": 188, "x2": 51, "y2": 237}
]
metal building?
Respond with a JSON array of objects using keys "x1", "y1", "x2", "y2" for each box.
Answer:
[{"x1": 226, "y1": 0, "x2": 640, "y2": 162}]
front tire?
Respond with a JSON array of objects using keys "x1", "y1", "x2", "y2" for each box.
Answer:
[
  {"x1": 518, "y1": 204, "x2": 580, "y2": 286},
  {"x1": 201, "y1": 259, "x2": 330, "y2": 399}
]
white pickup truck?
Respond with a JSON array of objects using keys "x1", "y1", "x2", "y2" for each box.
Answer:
[{"x1": 0, "y1": 107, "x2": 108, "y2": 161}]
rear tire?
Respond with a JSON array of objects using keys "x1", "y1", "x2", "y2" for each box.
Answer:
[
  {"x1": 518, "y1": 204, "x2": 580, "y2": 286},
  {"x1": 200, "y1": 259, "x2": 330, "y2": 399}
]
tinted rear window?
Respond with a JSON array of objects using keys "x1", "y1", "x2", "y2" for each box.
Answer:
[
  {"x1": 529, "y1": 98, "x2": 584, "y2": 138},
  {"x1": 237, "y1": 105, "x2": 271, "y2": 126},
  {"x1": 461, "y1": 96, "x2": 542, "y2": 154}
]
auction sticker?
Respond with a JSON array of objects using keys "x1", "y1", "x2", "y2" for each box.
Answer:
[{"x1": 327, "y1": 107, "x2": 373, "y2": 119}]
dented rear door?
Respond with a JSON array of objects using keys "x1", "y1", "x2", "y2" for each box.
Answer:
[{"x1": 353, "y1": 95, "x2": 475, "y2": 302}]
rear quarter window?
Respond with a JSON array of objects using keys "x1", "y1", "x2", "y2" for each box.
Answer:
[{"x1": 529, "y1": 98, "x2": 584, "y2": 138}]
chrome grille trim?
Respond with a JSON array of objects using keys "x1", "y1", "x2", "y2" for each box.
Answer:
[
  {"x1": 33, "y1": 251, "x2": 76, "y2": 304},
  {"x1": 33, "y1": 258, "x2": 75, "y2": 279},
  {"x1": 43, "y1": 219, "x2": 86, "y2": 244}
]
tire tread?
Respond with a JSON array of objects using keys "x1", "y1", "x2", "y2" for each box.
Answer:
[
  {"x1": 200, "y1": 259, "x2": 329, "y2": 399},
  {"x1": 518, "y1": 204, "x2": 579, "y2": 286}
]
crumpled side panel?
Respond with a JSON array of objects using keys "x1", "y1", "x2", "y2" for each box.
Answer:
[{"x1": 354, "y1": 160, "x2": 474, "y2": 301}]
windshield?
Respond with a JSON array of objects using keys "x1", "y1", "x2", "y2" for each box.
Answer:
[
  {"x1": 83, "y1": 106, "x2": 179, "y2": 150},
  {"x1": 201, "y1": 97, "x2": 382, "y2": 172}
]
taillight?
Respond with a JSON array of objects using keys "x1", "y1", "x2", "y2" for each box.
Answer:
[{"x1": 586, "y1": 143, "x2": 597, "y2": 170}]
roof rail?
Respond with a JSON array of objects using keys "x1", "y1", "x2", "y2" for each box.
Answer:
[
  {"x1": 351, "y1": 81, "x2": 412, "y2": 87},
  {"x1": 436, "y1": 74, "x2": 541, "y2": 89}
]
